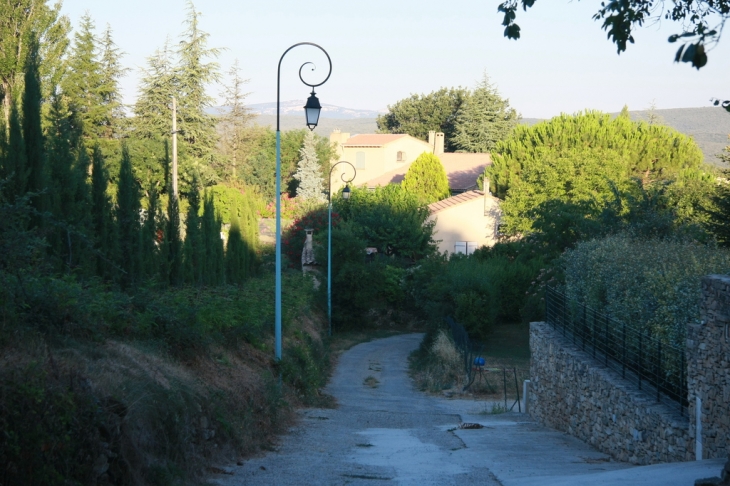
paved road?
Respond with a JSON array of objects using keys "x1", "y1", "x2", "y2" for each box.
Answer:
[{"x1": 212, "y1": 333, "x2": 725, "y2": 486}]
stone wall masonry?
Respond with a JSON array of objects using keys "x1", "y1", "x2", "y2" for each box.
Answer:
[
  {"x1": 530, "y1": 322, "x2": 693, "y2": 465},
  {"x1": 688, "y1": 275, "x2": 730, "y2": 460}
]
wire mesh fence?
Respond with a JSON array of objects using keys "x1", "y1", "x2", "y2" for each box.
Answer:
[
  {"x1": 446, "y1": 316, "x2": 527, "y2": 412},
  {"x1": 545, "y1": 287, "x2": 688, "y2": 415}
]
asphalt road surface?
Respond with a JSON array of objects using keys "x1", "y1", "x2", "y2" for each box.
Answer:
[{"x1": 211, "y1": 333, "x2": 725, "y2": 486}]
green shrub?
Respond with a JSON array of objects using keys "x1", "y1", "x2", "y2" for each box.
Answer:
[{"x1": 562, "y1": 234, "x2": 730, "y2": 346}]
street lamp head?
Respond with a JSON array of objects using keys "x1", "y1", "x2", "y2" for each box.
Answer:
[
  {"x1": 342, "y1": 184, "x2": 351, "y2": 200},
  {"x1": 304, "y1": 89, "x2": 322, "y2": 130}
]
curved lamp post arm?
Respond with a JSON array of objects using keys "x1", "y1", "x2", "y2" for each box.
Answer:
[
  {"x1": 277, "y1": 42, "x2": 332, "y2": 131},
  {"x1": 328, "y1": 160, "x2": 357, "y2": 202}
]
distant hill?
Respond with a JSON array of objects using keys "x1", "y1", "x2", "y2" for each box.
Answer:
[
  {"x1": 250, "y1": 114, "x2": 377, "y2": 135},
  {"x1": 248, "y1": 100, "x2": 382, "y2": 119},
  {"x1": 518, "y1": 108, "x2": 730, "y2": 167},
  {"x1": 247, "y1": 106, "x2": 730, "y2": 166}
]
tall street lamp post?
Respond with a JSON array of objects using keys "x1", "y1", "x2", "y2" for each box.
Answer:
[
  {"x1": 275, "y1": 43, "x2": 331, "y2": 362},
  {"x1": 327, "y1": 161, "x2": 356, "y2": 336}
]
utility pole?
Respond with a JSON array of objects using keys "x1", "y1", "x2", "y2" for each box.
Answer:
[{"x1": 172, "y1": 96, "x2": 179, "y2": 198}]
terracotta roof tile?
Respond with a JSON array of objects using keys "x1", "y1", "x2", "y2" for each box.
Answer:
[{"x1": 428, "y1": 190, "x2": 494, "y2": 214}]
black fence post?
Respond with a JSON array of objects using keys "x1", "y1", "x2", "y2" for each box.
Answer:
[
  {"x1": 638, "y1": 331, "x2": 643, "y2": 390},
  {"x1": 622, "y1": 322, "x2": 626, "y2": 378},
  {"x1": 657, "y1": 340, "x2": 662, "y2": 403}
]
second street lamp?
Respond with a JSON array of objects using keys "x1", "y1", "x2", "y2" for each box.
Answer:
[
  {"x1": 327, "y1": 161, "x2": 357, "y2": 336},
  {"x1": 275, "y1": 43, "x2": 331, "y2": 362}
]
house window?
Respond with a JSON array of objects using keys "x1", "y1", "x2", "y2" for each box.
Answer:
[
  {"x1": 455, "y1": 241, "x2": 478, "y2": 255},
  {"x1": 397, "y1": 151, "x2": 406, "y2": 162},
  {"x1": 356, "y1": 151, "x2": 366, "y2": 169}
]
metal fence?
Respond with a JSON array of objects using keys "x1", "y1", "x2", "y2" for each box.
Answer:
[{"x1": 545, "y1": 287, "x2": 688, "y2": 415}]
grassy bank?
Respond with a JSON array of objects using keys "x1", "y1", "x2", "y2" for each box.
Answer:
[{"x1": 0, "y1": 271, "x2": 330, "y2": 485}]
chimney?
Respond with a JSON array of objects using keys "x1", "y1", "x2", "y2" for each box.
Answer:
[
  {"x1": 428, "y1": 130, "x2": 436, "y2": 151},
  {"x1": 435, "y1": 132, "x2": 445, "y2": 155}
]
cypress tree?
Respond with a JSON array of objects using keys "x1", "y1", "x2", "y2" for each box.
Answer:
[
  {"x1": 91, "y1": 145, "x2": 114, "y2": 279},
  {"x1": 401, "y1": 152, "x2": 450, "y2": 204},
  {"x1": 141, "y1": 184, "x2": 160, "y2": 282},
  {"x1": 23, "y1": 36, "x2": 44, "y2": 208},
  {"x1": 182, "y1": 178, "x2": 203, "y2": 285},
  {"x1": 116, "y1": 144, "x2": 142, "y2": 288},
  {"x1": 226, "y1": 210, "x2": 244, "y2": 284},
  {"x1": 201, "y1": 191, "x2": 224, "y2": 285}
]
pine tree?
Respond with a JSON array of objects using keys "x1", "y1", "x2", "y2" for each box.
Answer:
[
  {"x1": 294, "y1": 130, "x2": 325, "y2": 203},
  {"x1": 452, "y1": 74, "x2": 519, "y2": 153},
  {"x1": 62, "y1": 14, "x2": 104, "y2": 143},
  {"x1": 219, "y1": 59, "x2": 253, "y2": 181},
  {"x1": 175, "y1": 1, "x2": 221, "y2": 162},
  {"x1": 97, "y1": 24, "x2": 128, "y2": 140},
  {"x1": 133, "y1": 41, "x2": 176, "y2": 140},
  {"x1": 116, "y1": 144, "x2": 142, "y2": 288},
  {"x1": 401, "y1": 152, "x2": 450, "y2": 204}
]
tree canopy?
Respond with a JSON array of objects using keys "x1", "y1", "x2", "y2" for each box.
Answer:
[
  {"x1": 498, "y1": 0, "x2": 729, "y2": 69},
  {"x1": 402, "y1": 152, "x2": 450, "y2": 204},
  {"x1": 452, "y1": 74, "x2": 519, "y2": 153},
  {"x1": 376, "y1": 78, "x2": 518, "y2": 153},
  {"x1": 376, "y1": 87, "x2": 469, "y2": 152},
  {"x1": 486, "y1": 111, "x2": 708, "y2": 235}
]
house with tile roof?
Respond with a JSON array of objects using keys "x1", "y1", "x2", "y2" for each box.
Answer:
[
  {"x1": 427, "y1": 189, "x2": 501, "y2": 255},
  {"x1": 329, "y1": 130, "x2": 491, "y2": 194}
]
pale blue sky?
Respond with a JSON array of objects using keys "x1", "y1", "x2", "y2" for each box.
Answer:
[{"x1": 59, "y1": 0, "x2": 730, "y2": 119}]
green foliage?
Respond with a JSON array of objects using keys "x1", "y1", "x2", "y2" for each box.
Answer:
[
  {"x1": 487, "y1": 111, "x2": 707, "y2": 236},
  {"x1": 376, "y1": 87, "x2": 469, "y2": 152},
  {"x1": 282, "y1": 206, "x2": 334, "y2": 267},
  {"x1": 401, "y1": 152, "x2": 450, "y2": 204},
  {"x1": 497, "y1": 0, "x2": 729, "y2": 68},
  {"x1": 562, "y1": 234, "x2": 730, "y2": 347},
  {"x1": 408, "y1": 249, "x2": 545, "y2": 339},
  {"x1": 116, "y1": 144, "x2": 142, "y2": 288},
  {"x1": 240, "y1": 127, "x2": 335, "y2": 202},
  {"x1": 452, "y1": 74, "x2": 519, "y2": 153},
  {"x1": 333, "y1": 185, "x2": 436, "y2": 260},
  {"x1": 0, "y1": 363, "x2": 106, "y2": 485}
]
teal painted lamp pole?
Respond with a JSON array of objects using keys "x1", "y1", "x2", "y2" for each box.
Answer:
[
  {"x1": 275, "y1": 43, "x2": 331, "y2": 361},
  {"x1": 327, "y1": 161, "x2": 356, "y2": 336}
]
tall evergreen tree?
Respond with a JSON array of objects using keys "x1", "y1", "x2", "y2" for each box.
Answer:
[
  {"x1": 219, "y1": 59, "x2": 252, "y2": 181},
  {"x1": 182, "y1": 178, "x2": 203, "y2": 284},
  {"x1": 141, "y1": 184, "x2": 160, "y2": 282},
  {"x1": 97, "y1": 24, "x2": 127, "y2": 140},
  {"x1": 133, "y1": 40, "x2": 176, "y2": 140},
  {"x1": 294, "y1": 130, "x2": 324, "y2": 203},
  {"x1": 62, "y1": 14, "x2": 104, "y2": 143},
  {"x1": 23, "y1": 36, "x2": 44, "y2": 207},
  {"x1": 7, "y1": 102, "x2": 27, "y2": 200},
  {"x1": 116, "y1": 144, "x2": 142, "y2": 288},
  {"x1": 452, "y1": 74, "x2": 519, "y2": 153},
  {"x1": 91, "y1": 145, "x2": 114, "y2": 279},
  {"x1": 201, "y1": 192, "x2": 224, "y2": 285},
  {"x1": 175, "y1": 1, "x2": 221, "y2": 163},
  {"x1": 401, "y1": 152, "x2": 450, "y2": 204},
  {"x1": 225, "y1": 211, "x2": 246, "y2": 285}
]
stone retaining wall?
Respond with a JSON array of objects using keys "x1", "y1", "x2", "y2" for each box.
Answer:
[
  {"x1": 529, "y1": 322, "x2": 692, "y2": 464},
  {"x1": 688, "y1": 275, "x2": 730, "y2": 460}
]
